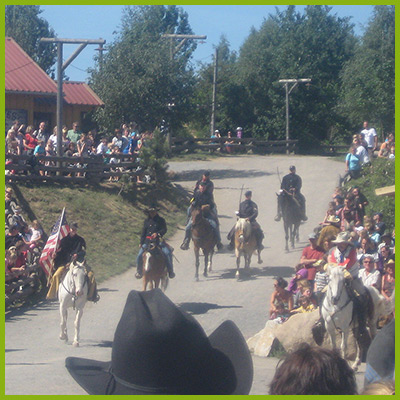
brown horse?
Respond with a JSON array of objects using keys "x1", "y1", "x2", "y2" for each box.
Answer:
[
  {"x1": 191, "y1": 205, "x2": 217, "y2": 281},
  {"x1": 142, "y1": 242, "x2": 168, "y2": 291},
  {"x1": 234, "y1": 218, "x2": 262, "y2": 280}
]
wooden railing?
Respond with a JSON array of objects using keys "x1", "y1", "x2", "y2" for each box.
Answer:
[
  {"x1": 5, "y1": 153, "x2": 142, "y2": 183},
  {"x1": 170, "y1": 137, "x2": 298, "y2": 154}
]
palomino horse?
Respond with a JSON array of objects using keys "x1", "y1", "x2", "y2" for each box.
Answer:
[
  {"x1": 321, "y1": 265, "x2": 385, "y2": 370},
  {"x1": 191, "y1": 205, "x2": 216, "y2": 281},
  {"x1": 58, "y1": 260, "x2": 88, "y2": 347},
  {"x1": 280, "y1": 191, "x2": 301, "y2": 251},
  {"x1": 234, "y1": 218, "x2": 262, "y2": 280},
  {"x1": 142, "y1": 241, "x2": 168, "y2": 291}
]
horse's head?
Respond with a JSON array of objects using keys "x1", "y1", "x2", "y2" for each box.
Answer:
[
  {"x1": 327, "y1": 265, "x2": 346, "y2": 305},
  {"x1": 235, "y1": 218, "x2": 251, "y2": 243},
  {"x1": 191, "y1": 206, "x2": 203, "y2": 226},
  {"x1": 70, "y1": 261, "x2": 87, "y2": 297}
]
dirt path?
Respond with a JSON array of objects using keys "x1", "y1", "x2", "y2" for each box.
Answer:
[{"x1": 5, "y1": 154, "x2": 366, "y2": 394}]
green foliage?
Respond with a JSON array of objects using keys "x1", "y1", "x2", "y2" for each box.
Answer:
[
  {"x1": 139, "y1": 129, "x2": 169, "y2": 184},
  {"x1": 5, "y1": 5, "x2": 57, "y2": 77},
  {"x1": 344, "y1": 158, "x2": 395, "y2": 231},
  {"x1": 339, "y1": 6, "x2": 395, "y2": 137},
  {"x1": 89, "y1": 5, "x2": 196, "y2": 133}
]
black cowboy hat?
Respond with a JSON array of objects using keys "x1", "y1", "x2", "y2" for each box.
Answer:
[
  {"x1": 66, "y1": 289, "x2": 253, "y2": 395},
  {"x1": 145, "y1": 205, "x2": 160, "y2": 213}
]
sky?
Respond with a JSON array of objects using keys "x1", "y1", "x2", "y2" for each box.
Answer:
[{"x1": 40, "y1": 5, "x2": 375, "y2": 82}]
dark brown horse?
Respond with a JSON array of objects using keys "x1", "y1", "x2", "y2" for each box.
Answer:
[
  {"x1": 234, "y1": 218, "x2": 262, "y2": 280},
  {"x1": 142, "y1": 241, "x2": 168, "y2": 291},
  {"x1": 191, "y1": 205, "x2": 217, "y2": 281}
]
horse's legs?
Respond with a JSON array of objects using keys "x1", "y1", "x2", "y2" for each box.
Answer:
[
  {"x1": 351, "y1": 336, "x2": 361, "y2": 371},
  {"x1": 284, "y1": 223, "x2": 289, "y2": 252},
  {"x1": 203, "y1": 252, "x2": 208, "y2": 277},
  {"x1": 257, "y1": 249, "x2": 263, "y2": 264},
  {"x1": 340, "y1": 328, "x2": 349, "y2": 360},
  {"x1": 236, "y1": 255, "x2": 240, "y2": 279},
  {"x1": 73, "y1": 307, "x2": 84, "y2": 347},
  {"x1": 59, "y1": 304, "x2": 68, "y2": 342},
  {"x1": 326, "y1": 320, "x2": 336, "y2": 350},
  {"x1": 290, "y1": 225, "x2": 295, "y2": 248},
  {"x1": 207, "y1": 250, "x2": 213, "y2": 273}
]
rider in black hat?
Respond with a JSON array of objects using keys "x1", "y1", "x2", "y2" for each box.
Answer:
[
  {"x1": 135, "y1": 207, "x2": 175, "y2": 279},
  {"x1": 275, "y1": 165, "x2": 307, "y2": 222},
  {"x1": 227, "y1": 190, "x2": 264, "y2": 251}
]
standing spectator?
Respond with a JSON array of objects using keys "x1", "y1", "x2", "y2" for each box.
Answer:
[
  {"x1": 67, "y1": 122, "x2": 81, "y2": 144},
  {"x1": 351, "y1": 187, "x2": 368, "y2": 222},
  {"x1": 61, "y1": 126, "x2": 70, "y2": 151},
  {"x1": 361, "y1": 121, "x2": 378, "y2": 158},
  {"x1": 48, "y1": 126, "x2": 58, "y2": 148},
  {"x1": 359, "y1": 255, "x2": 381, "y2": 290},
  {"x1": 344, "y1": 145, "x2": 361, "y2": 180},
  {"x1": 112, "y1": 129, "x2": 128, "y2": 152},
  {"x1": 300, "y1": 233, "x2": 325, "y2": 286},
  {"x1": 23, "y1": 126, "x2": 38, "y2": 155},
  {"x1": 76, "y1": 133, "x2": 91, "y2": 158},
  {"x1": 373, "y1": 212, "x2": 386, "y2": 236},
  {"x1": 15, "y1": 125, "x2": 25, "y2": 155},
  {"x1": 33, "y1": 121, "x2": 49, "y2": 145},
  {"x1": 33, "y1": 140, "x2": 46, "y2": 176},
  {"x1": 313, "y1": 260, "x2": 329, "y2": 308},
  {"x1": 376, "y1": 245, "x2": 392, "y2": 273},
  {"x1": 5, "y1": 129, "x2": 19, "y2": 155}
]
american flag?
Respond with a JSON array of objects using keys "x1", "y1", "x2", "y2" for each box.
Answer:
[{"x1": 39, "y1": 208, "x2": 70, "y2": 277}]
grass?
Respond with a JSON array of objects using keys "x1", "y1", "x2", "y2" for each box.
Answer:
[{"x1": 10, "y1": 180, "x2": 189, "y2": 283}]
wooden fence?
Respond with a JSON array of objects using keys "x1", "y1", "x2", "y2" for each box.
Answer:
[
  {"x1": 5, "y1": 153, "x2": 142, "y2": 183},
  {"x1": 171, "y1": 137, "x2": 298, "y2": 154}
]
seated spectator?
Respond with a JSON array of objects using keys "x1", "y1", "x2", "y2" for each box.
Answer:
[
  {"x1": 378, "y1": 231, "x2": 394, "y2": 252},
  {"x1": 5, "y1": 224, "x2": 23, "y2": 249},
  {"x1": 360, "y1": 380, "x2": 395, "y2": 395},
  {"x1": 5, "y1": 247, "x2": 18, "y2": 276},
  {"x1": 48, "y1": 126, "x2": 58, "y2": 148},
  {"x1": 224, "y1": 131, "x2": 235, "y2": 154},
  {"x1": 269, "y1": 343, "x2": 357, "y2": 395},
  {"x1": 352, "y1": 134, "x2": 370, "y2": 165},
  {"x1": 23, "y1": 125, "x2": 38, "y2": 155},
  {"x1": 288, "y1": 267, "x2": 308, "y2": 295},
  {"x1": 300, "y1": 233, "x2": 324, "y2": 286},
  {"x1": 269, "y1": 277, "x2": 293, "y2": 324},
  {"x1": 364, "y1": 222, "x2": 381, "y2": 245},
  {"x1": 9, "y1": 206, "x2": 26, "y2": 233},
  {"x1": 112, "y1": 129, "x2": 128, "y2": 152},
  {"x1": 357, "y1": 236, "x2": 377, "y2": 262},
  {"x1": 290, "y1": 294, "x2": 317, "y2": 314},
  {"x1": 313, "y1": 260, "x2": 328, "y2": 305},
  {"x1": 388, "y1": 143, "x2": 395, "y2": 159},
  {"x1": 5, "y1": 188, "x2": 18, "y2": 226},
  {"x1": 338, "y1": 196, "x2": 360, "y2": 230},
  {"x1": 359, "y1": 255, "x2": 381, "y2": 290},
  {"x1": 376, "y1": 245, "x2": 392, "y2": 273},
  {"x1": 351, "y1": 187, "x2": 368, "y2": 222},
  {"x1": 380, "y1": 259, "x2": 395, "y2": 318},
  {"x1": 6, "y1": 129, "x2": 19, "y2": 156},
  {"x1": 64, "y1": 141, "x2": 77, "y2": 157},
  {"x1": 373, "y1": 212, "x2": 386, "y2": 236},
  {"x1": 61, "y1": 125, "x2": 70, "y2": 151},
  {"x1": 23, "y1": 220, "x2": 43, "y2": 251},
  {"x1": 76, "y1": 133, "x2": 91, "y2": 158},
  {"x1": 377, "y1": 132, "x2": 394, "y2": 158},
  {"x1": 333, "y1": 194, "x2": 344, "y2": 212},
  {"x1": 293, "y1": 284, "x2": 317, "y2": 310}
]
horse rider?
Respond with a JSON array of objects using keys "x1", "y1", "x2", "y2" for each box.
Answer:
[
  {"x1": 227, "y1": 190, "x2": 264, "y2": 251},
  {"x1": 46, "y1": 222, "x2": 99, "y2": 302},
  {"x1": 135, "y1": 206, "x2": 175, "y2": 279},
  {"x1": 312, "y1": 231, "x2": 368, "y2": 344},
  {"x1": 180, "y1": 181, "x2": 223, "y2": 251},
  {"x1": 275, "y1": 165, "x2": 307, "y2": 222}
]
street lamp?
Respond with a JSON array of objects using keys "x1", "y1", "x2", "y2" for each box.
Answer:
[{"x1": 279, "y1": 78, "x2": 311, "y2": 154}]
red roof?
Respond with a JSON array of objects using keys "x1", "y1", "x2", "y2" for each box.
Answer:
[
  {"x1": 5, "y1": 37, "x2": 57, "y2": 95},
  {"x1": 62, "y1": 81, "x2": 104, "y2": 106}
]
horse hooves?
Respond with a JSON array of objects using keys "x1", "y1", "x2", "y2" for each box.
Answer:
[
  {"x1": 235, "y1": 271, "x2": 240, "y2": 280},
  {"x1": 72, "y1": 341, "x2": 79, "y2": 348},
  {"x1": 203, "y1": 272, "x2": 208, "y2": 277},
  {"x1": 195, "y1": 275, "x2": 199, "y2": 282},
  {"x1": 258, "y1": 259, "x2": 263, "y2": 264},
  {"x1": 59, "y1": 334, "x2": 68, "y2": 342}
]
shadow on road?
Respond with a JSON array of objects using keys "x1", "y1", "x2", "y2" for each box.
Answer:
[
  {"x1": 178, "y1": 302, "x2": 242, "y2": 315},
  {"x1": 6, "y1": 300, "x2": 58, "y2": 321},
  {"x1": 174, "y1": 169, "x2": 272, "y2": 182},
  {"x1": 215, "y1": 265, "x2": 294, "y2": 281}
]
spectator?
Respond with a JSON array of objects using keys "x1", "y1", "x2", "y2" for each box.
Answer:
[
  {"x1": 112, "y1": 129, "x2": 128, "y2": 152},
  {"x1": 33, "y1": 140, "x2": 46, "y2": 176},
  {"x1": 6, "y1": 129, "x2": 19, "y2": 155},
  {"x1": 365, "y1": 221, "x2": 381, "y2": 245},
  {"x1": 338, "y1": 197, "x2": 360, "y2": 230},
  {"x1": 236, "y1": 126, "x2": 243, "y2": 139},
  {"x1": 290, "y1": 294, "x2": 317, "y2": 314},
  {"x1": 351, "y1": 187, "x2": 368, "y2": 222},
  {"x1": 388, "y1": 143, "x2": 395, "y2": 159},
  {"x1": 224, "y1": 130, "x2": 235, "y2": 154},
  {"x1": 96, "y1": 137, "x2": 109, "y2": 155},
  {"x1": 269, "y1": 343, "x2": 357, "y2": 395},
  {"x1": 9, "y1": 206, "x2": 26, "y2": 233},
  {"x1": 33, "y1": 121, "x2": 49, "y2": 145},
  {"x1": 360, "y1": 121, "x2": 378, "y2": 158},
  {"x1": 360, "y1": 380, "x2": 395, "y2": 395},
  {"x1": 380, "y1": 259, "x2": 395, "y2": 318},
  {"x1": 15, "y1": 125, "x2": 26, "y2": 155},
  {"x1": 288, "y1": 267, "x2": 308, "y2": 295},
  {"x1": 333, "y1": 194, "x2": 344, "y2": 212},
  {"x1": 24, "y1": 220, "x2": 43, "y2": 251},
  {"x1": 5, "y1": 188, "x2": 18, "y2": 226},
  {"x1": 359, "y1": 255, "x2": 381, "y2": 290},
  {"x1": 357, "y1": 236, "x2": 377, "y2": 262},
  {"x1": 67, "y1": 122, "x2": 82, "y2": 144},
  {"x1": 76, "y1": 133, "x2": 91, "y2": 158},
  {"x1": 64, "y1": 142, "x2": 77, "y2": 157},
  {"x1": 344, "y1": 145, "x2": 361, "y2": 180},
  {"x1": 373, "y1": 212, "x2": 386, "y2": 236},
  {"x1": 293, "y1": 284, "x2": 317, "y2": 310},
  {"x1": 61, "y1": 126, "x2": 70, "y2": 151},
  {"x1": 376, "y1": 244, "x2": 392, "y2": 273},
  {"x1": 378, "y1": 132, "x2": 394, "y2": 158},
  {"x1": 313, "y1": 260, "x2": 329, "y2": 308},
  {"x1": 269, "y1": 277, "x2": 293, "y2": 324},
  {"x1": 300, "y1": 233, "x2": 324, "y2": 286},
  {"x1": 378, "y1": 231, "x2": 394, "y2": 252},
  {"x1": 352, "y1": 134, "x2": 370, "y2": 165},
  {"x1": 23, "y1": 126, "x2": 38, "y2": 155}
]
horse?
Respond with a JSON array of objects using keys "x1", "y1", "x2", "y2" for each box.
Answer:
[
  {"x1": 58, "y1": 260, "x2": 88, "y2": 347},
  {"x1": 142, "y1": 241, "x2": 168, "y2": 291},
  {"x1": 280, "y1": 191, "x2": 301, "y2": 251},
  {"x1": 321, "y1": 265, "x2": 385, "y2": 370},
  {"x1": 234, "y1": 218, "x2": 262, "y2": 280},
  {"x1": 191, "y1": 205, "x2": 216, "y2": 281}
]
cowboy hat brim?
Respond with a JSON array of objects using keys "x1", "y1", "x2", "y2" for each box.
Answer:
[{"x1": 66, "y1": 320, "x2": 253, "y2": 395}]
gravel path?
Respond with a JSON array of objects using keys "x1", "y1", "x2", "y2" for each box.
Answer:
[{"x1": 5, "y1": 154, "x2": 366, "y2": 395}]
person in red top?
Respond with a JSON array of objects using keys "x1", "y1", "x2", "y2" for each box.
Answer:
[
  {"x1": 300, "y1": 233, "x2": 325, "y2": 285},
  {"x1": 23, "y1": 125, "x2": 38, "y2": 155}
]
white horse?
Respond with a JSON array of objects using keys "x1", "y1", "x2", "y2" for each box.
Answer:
[
  {"x1": 58, "y1": 260, "x2": 88, "y2": 347},
  {"x1": 321, "y1": 265, "x2": 385, "y2": 370}
]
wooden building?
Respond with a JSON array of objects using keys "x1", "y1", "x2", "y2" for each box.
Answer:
[{"x1": 5, "y1": 37, "x2": 103, "y2": 133}]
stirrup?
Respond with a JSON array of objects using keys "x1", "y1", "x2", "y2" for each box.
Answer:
[{"x1": 180, "y1": 241, "x2": 189, "y2": 250}]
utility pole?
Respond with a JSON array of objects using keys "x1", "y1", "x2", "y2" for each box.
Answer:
[
  {"x1": 210, "y1": 48, "x2": 218, "y2": 137},
  {"x1": 40, "y1": 38, "x2": 106, "y2": 156},
  {"x1": 278, "y1": 78, "x2": 311, "y2": 154},
  {"x1": 161, "y1": 34, "x2": 206, "y2": 148}
]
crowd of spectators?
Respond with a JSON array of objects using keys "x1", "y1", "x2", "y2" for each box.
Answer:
[{"x1": 5, "y1": 120, "x2": 151, "y2": 181}]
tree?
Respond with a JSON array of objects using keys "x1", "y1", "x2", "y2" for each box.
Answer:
[
  {"x1": 5, "y1": 5, "x2": 57, "y2": 77},
  {"x1": 89, "y1": 5, "x2": 197, "y2": 133},
  {"x1": 339, "y1": 6, "x2": 395, "y2": 137}
]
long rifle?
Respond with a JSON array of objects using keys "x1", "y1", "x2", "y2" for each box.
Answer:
[{"x1": 238, "y1": 184, "x2": 244, "y2": 210}]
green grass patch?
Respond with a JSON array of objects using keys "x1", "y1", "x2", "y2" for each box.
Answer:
[{"x1": 9, "y1": 181, "x2": 188, "y2": 283}]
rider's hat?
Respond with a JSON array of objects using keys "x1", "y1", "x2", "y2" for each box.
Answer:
[
  {"x1": 145, "y1": 205, "x2": 159, "y2": 213},
  {"x1": 203, "y1": 170, "x2": 210, "y2": 177},
  {"x1": 289, "y1": 165, "x2": 296, "y2": 171},
  {"x1": 66, "y1": 289, "x2": 253, "y2": 395},
  {"x1": 331, "y1": 231, "x2": 353, "y2": 245},
  {"x1": 245, "y1": 190, "x2": 252, "y2": 197}
]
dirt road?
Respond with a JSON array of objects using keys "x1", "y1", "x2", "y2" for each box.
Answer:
[{"x1": 5, "y1": 154, "x2": 366, "y2": 394}]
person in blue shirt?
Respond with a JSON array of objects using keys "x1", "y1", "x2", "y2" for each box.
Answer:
[{"x1": 344, "y1": 145, "x2": 361, "y2": 180}]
